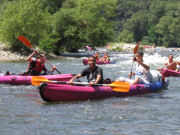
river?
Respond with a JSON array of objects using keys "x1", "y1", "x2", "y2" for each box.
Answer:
[{"x1": 0, "y1": 51, "x2": 179, "y2": 135}]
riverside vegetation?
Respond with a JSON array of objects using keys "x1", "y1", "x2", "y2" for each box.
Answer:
[{"x1": 0, "y1": 0, "x2": 179, "y2": 55}]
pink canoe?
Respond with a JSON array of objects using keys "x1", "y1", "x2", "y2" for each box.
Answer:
[
  {"x1": 83, "y1": 59, "x2": 116, "y2": 65},
  {"x1": 161, "y1": 69, "x2": 180, "y2": 78},
  {"x1": 39, "y1": 81, "x2": 168, "y2": 102},
  {"x1": 0, "y1": 74, "x2": 74, "y2": 85}
]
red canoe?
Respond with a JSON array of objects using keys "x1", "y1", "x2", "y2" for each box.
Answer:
[
  {"x1": 39, "y1": 81, "x2": 168, "y2": 102},
  {"x1": 161, "y1": 69, "x2": 180, "y2": 78}
]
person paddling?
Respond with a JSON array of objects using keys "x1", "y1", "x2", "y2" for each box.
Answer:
[
  {"x1": 69, "y1": 56, "x2": 103, "y2": 85},
  {"x1": 25, "y1": 50, "x2": 56, "y2": 75},
  {"x1": 116, "y1": 51, "x2": 151, "y2": 85},
  {"x1": 101, "y1": 51, "x2": 110, "y2": 62},
  {"x1": 157, "y1": 54, "x2": 180, "y2": 72},
  {"x1": 94, "y1": 51, "x2": 100, "y2": 60}
]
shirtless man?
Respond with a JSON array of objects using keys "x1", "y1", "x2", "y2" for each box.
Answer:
[{"x1": 158, "y1": 54, "x2": 179, "y2": 72}]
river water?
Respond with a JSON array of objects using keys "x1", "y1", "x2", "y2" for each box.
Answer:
[{"x1": 0, "y1": 50, "x2": 180, "y2": 135}]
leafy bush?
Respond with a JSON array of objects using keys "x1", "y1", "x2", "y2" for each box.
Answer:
[
  {"x1": 118, "y1": 30, "x2": 134, "y2": 43},
  {"x1": 0, "y1": 0, "x2": 50, "y2": 52},
  {"x1": 53, "y1": 0, "x2": 117, "y2": 52},
  {"x1": 109, "y1": 47, "x2": 123, "y2": 52},
  {"x1": 39, "y1": 33, "x2": 59, "y2": 54}
]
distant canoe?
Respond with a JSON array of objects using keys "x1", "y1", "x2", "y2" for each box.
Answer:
[
  {"x1": 83, "y1": 59, "x2": 116, "y2": 65},
  {"x1": 58, "y1": 52, "x2": 118, "y2": 57},
  {"x1": 59, "y1": 53, "x2": 93, "y2": 57}
]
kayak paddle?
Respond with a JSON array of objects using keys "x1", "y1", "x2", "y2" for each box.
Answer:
[
  {"x1": 130, "y1": 41, "x2": 141, "y2": 79},
  {"x1": 86, "y1": 45, "x2": 93, "y2": 51},
  {"x1": 18, "y1": 35, "x2": 61, "y2": 74},
  {"x1": 31, "y1": 76, "x2": 130, "y2": 92}
]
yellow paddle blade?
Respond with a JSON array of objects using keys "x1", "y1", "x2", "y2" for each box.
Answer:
[
  {"x1": 109, "y1": 81, "x2": 130, "y2": 92},
  {"x1": 31, "y1": 76, "x2": 49, "y2": 86}
]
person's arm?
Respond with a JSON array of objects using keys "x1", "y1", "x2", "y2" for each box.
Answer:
[
  {"x1": 94, "y1": 74, "x2": 102, "y2": 84},
  {"x1": 128, "y1": 72, "x2": 135, "y2": 78},
  {"x1": 156, "y1": 62, "x2": 168, "y2": 71},
  {"x1": 27, "y1": 50, "x2": 38, "y2": 62},
  {"x1": 164, "y1": 62, "x2": 168, "y2": 67},
  {"x1": 165, "y1": 61, "x2": 176, "y2": 69},
  {"x1": 107, "y1": 56, "x2": 110, "y2": 61},
  {"x1": 50, "y1": 66, "x2": 56, "y2": 72},
  {"x1": 176, "y1": 61, "x2": 180, "y2": 72},
  {"x1": 69, "y1": 74, "x2": 82, "y2": 84},
  {"x1": 69, "y1": 68, "x2": 88, "y2": 84},
  {"x1": 137, "y1": 61, "x2": 149, "y2": 70}
]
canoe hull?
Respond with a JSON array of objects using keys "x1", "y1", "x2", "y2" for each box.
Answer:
[
  {"x1": 0, "y1": 74, "x2": 74, "y2": 85},
  {"x1": 161, "y1": 69, "x2": 180, "y2": 77},
  {"x1": 83, "y1": 59, "x2": 116, "y2": 65},
  {"x1": 39, "y1": 81, "x2": 168, "y2": 102}
]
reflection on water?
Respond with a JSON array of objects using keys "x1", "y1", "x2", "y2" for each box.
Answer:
[{"x1": 0, "y1": 51, "x2": 180, "y2": 135}]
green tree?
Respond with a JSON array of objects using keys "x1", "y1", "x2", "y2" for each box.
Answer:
[
  {"x1": 41, "y1": 0, "x2": 65, "y2": 14},
  {"x1": 51, "y1": 0, "x2": 117, "y2": 52},
  {"x1": 118, "y1": 29, "x2": 134, "y2": 43},
  {"x1": 121, "y1": 11, "x2": 150, "y2": 41},
  {"x1": 0, "y1": 0, "x2": 50, "y2": 52},
  {"x1": 147, "y1": 25, "x2": 157, "y2": 43},
  {"x1": 156, "y1": 16, "x2": 180, "y2": 47},
  {"x1": 164, "y1": 2, "x2": 180, "y2": 18},
  {"x1": 149, "y1": 1, "x2": 166, "y2": 24}
]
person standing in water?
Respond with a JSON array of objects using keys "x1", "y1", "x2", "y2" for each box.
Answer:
[{"x1": 69, "y1": 56, "x2": 103, "y2": 85}]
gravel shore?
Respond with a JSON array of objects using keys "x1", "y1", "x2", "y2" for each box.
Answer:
[
  {"x1": 0, "y1": 44, "x2": 26, "y2": 61},
  {"x1": 0, "y1": 43, "x2": 179, "y2": 61}
]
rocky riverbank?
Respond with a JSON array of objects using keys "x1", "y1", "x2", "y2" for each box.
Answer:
[
  {"x1": 0, "y1": 43, "x2": 58, "y2": 61},
  {"x1": 0, "y1": 42, "x2": 180, "y2": 61},
  {"x1": 0, "y1": 44, "x2": 26, "y2": 61},
  {"x1": 107, "y1": 42, "x2": 180, "y2": 53}
]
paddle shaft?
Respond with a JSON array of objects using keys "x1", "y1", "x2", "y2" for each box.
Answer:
[
  {"x1": 129, "y1": 41, "x2": 140, "y2": 79},
  {"x1": 37, "y1": 79, "x2": 110, "y2": 86},
  {"x1": 130, "y1": 59, "x2": 134, "y2": 79},
  {"x1": 46, "y1": 80, "x2": 90, "y2": 85},
  {"x1": 86, "y1": 45, "x2": 95, "y2": 55}
]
